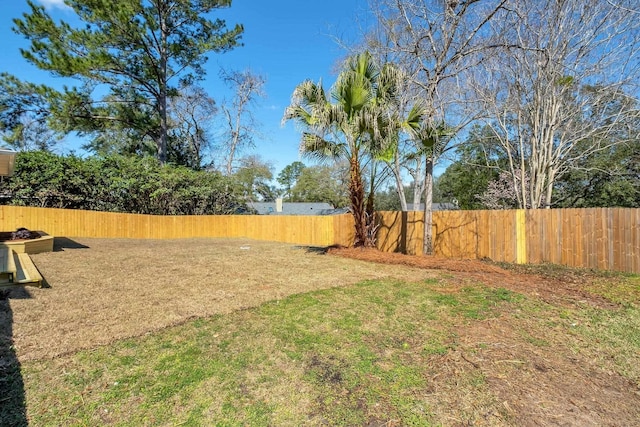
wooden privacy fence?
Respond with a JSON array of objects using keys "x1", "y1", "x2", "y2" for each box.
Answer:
[
  {"x1": 374, "y1": 208, "x2": 640, "y2": 274},
  {"x1": 0, "y1": 205, "x2": 638, "y2": 273},
  {"x1": 0, "y1": 205, "x2": 341, "y2": 247}
]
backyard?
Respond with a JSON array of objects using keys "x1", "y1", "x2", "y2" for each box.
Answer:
[{"x1": 1, "y1": 237, "x2": 639, "y2": 426}]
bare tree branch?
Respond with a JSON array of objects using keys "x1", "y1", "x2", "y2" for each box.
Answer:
[
  {"x1": 470, "y1": 0, "x2": 640, "y2": 208},
  {"x1": 218, "y1": 68, "x2": 266, "y2": 175}
]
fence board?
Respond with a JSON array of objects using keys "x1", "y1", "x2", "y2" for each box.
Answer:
[{"x1": 376, "y1": 211, "x2": 424, "y2": 254}]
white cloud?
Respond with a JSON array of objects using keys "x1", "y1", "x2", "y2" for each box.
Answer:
[{"x1": 37, "y1": 0, "x2": 72, "y2": 11}]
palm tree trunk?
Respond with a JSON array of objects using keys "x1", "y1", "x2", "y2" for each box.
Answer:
[
  {"x1": 349, "y1": 155, "x2": 368, "y2": 247},
  {"x1": 423, "y1": 155, "x2": 434, "y2": 255}
]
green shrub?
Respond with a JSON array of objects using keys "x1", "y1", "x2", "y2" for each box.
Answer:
[{"x1": 3, "y1": 151, "x2": 247, "y2": 215}]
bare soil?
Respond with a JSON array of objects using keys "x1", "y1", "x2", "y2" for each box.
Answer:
[
  {"x1": 329, "y1": 247, "x2": 620, "y2": 309},
  {"x1": 3, "y1": 238, "x2": 639, "y2": 426}
]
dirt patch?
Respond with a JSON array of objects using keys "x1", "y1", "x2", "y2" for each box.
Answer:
[
  {"x1": 329, "y1": 247, "x2": 619, "y2": 309},
  {"x1": 459, "y1": 316, "x2": 639, "y2": 426},
  {"x1": 329, "y1": 247, "x2": 509, "y2": 274}
]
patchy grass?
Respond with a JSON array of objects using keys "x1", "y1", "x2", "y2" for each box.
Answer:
[
  {"x1": 17, "y1": 274, "x2": 640, "y2": 426},
  {"x1": 587, "y1": 275, "x2": 640, "y2": 306},
  {"x1": 22, "y1": 279, "x2": 455, "y2": 425},
  {"x1": 568, "y1": 302, "x2": 640, "y2": 382}
]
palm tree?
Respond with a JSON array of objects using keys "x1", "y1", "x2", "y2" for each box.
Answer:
[
  {"x1": 382, "y1": 96, "x2": 453, "y2": 255},
  {"x1": 283, "y1": 51, "x2": 400, "y2": 247},
  {"x1": 404, "y1": 120, "x2": 453, "y2": 254}
]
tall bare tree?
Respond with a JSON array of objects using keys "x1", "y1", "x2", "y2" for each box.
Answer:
[
  {"x1": 368, "y1": 0, "x2": 510, "y2": 254},
  {"x1": 168, "y1": 85, "x2": 217, "y2": 169},
  {"x1": 219, "y1": 68, "x2": 266, "y2": 175},
  {"x1": 472, "y1": 0, "x2": 640, "y2": 208}
]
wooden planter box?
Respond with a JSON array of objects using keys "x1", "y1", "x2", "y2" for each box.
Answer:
[{"x1": 0, "y1": 231, "x2": 54, "y2": 254}]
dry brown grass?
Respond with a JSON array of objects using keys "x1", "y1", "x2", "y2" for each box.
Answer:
[{"x1": 12, "y1": 237, "x2": 431, "y2": 361}]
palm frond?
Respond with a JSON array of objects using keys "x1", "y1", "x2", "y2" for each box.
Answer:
[
  {"x1": 402, "y1": 103, "x2": 428, "y2": 135},
  {"x1": 410, "y1": 121, "x2": 455, "y2": 155},
  {"x1": 282, "y1": 105, "x2": 312, "y2": 125},
  {"x1": 332, "y1": 71, "x2": 374, "y2": 115},
  {"x1": 283, "y1": 79, "x2": 333, "y2": 130},
  {"x1": 347, "y1": 51, "x2": 378, "y2": 83},
  {"x1": 375, "y1": 63, "x2": 402, "y2": 106},
  {"x1": 373, "y1": 131, "x2": 399, "y2": 162},
  {"x1": 300, "y1": 133, "x2": 344, "y2": 160}
]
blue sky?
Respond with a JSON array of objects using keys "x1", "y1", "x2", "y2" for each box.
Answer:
[{"x1": 1, "y1": 0, "x2": 373, "y2": 175}]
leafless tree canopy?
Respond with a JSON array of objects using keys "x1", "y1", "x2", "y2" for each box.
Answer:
[
  {"x1": 471, "y1": 0, "x2": 640, "y2": 208},
  {"x1": 365, "y1": 0, "x2": 639, "y2": 213},
  {"x1": 169, "y1": 85, "x2": 217, "y2": 169},
  {"x1": 219, "y1": 68, "x2": 266, "y2": 175}
]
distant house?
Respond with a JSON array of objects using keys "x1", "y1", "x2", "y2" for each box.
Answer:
[
  {"x1": 248, "y1": 200, "x2": 340, "y2": 215},
  {"x1": 247, "y1": 200, "x2": 458, "y2": 215},
  {"x1": 406, "y1": 202, "x2": 459, "y2": 211}
]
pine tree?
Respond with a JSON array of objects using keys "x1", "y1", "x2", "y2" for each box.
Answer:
[{"x1": 13, "y1": 0, "x2": 243, "y2": 163}]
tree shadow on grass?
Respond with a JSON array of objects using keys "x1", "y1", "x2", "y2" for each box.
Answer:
[
  {"x1": 0, "y1": 287, "x2": 31, "y2": 426},
  {"x1": 295, "y1": 245, "x2": 345, "y2": 255}
]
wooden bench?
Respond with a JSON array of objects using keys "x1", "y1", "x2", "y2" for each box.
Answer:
[
  {"x1": 0, "y1": 248, "x2": 44, "y2": 289},
  {"x1": 13, "y1": 253, "x2": 44, "y2": 287},
  {"x1": 0, "y1": 247, "x2": 17, "y2": 286}
]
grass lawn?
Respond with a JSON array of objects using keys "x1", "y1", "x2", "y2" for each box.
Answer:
[{"x1": 1, "y1": 238, "x2": 639, "y2": 426}]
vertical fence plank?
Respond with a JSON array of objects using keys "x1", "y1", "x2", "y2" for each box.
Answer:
[
  {"x1": 525, "y1": 209, "x2": 538, "y2": 264},
  {"x1": 568, "y1": 209, "x2": 581, "y2": 268},
  {"x1": 516, "y1": 210, "x2": 527, "y2": 264},
  {"x1": 632, "y1": 209, "x2": 636, "y2": 273},
  {"x1": 583, "y1": 209, "x2": 593, "y2": 270},
  {"x1": 478, "y1": 210, "x2": 490, "y2": 259},
  {"x1": 596, "y1": 208, "x2": 607, "y2": 270}
]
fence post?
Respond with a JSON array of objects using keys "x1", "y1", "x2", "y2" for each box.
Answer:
[{"x1": 516, "y1": 209, "x2": 527, "y2": 264}]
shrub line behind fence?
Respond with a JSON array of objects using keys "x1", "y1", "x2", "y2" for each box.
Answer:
[{"x1": 1, "y1": 205, "x2": 637, "y2": 273}]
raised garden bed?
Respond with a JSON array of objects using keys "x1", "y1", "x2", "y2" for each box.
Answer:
[{"x1": 0, "y1": 230, "x2": 54, "y2": 254}]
